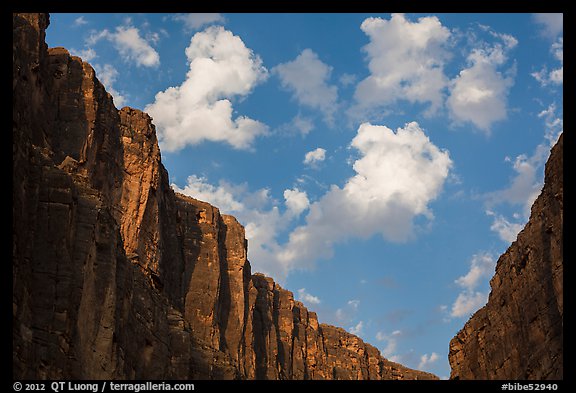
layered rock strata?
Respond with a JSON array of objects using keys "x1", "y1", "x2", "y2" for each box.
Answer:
[
  {"x1": 449, "y1": 134, "x2": 563, "y2": 379},
  {"x1": 12, "y1": 13, "x2": 436, "y2": 380}
]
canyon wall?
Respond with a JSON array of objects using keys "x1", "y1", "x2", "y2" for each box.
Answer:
[
  {"x1": 12, "y1": 13, "x2": 436, "y2": 380},
  {"x1": 449, "y1": 134, "x2": 563, "y2": 380}
]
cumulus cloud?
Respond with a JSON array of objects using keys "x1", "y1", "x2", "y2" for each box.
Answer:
[
  {"x1": 418, "y1": 352, "x2": 440, "y2": 370},
  {"x1": 145, "y1": 26, "x2": 269, "y2": 152},
  {"x1": 450, "y1": 253, "x2": 495, "y2": 318},
  {"x1": 297, "y1": 288, "x2": 321, "y2": 306},
  {"x1": 303, "y1": 147, "x2": 326, "y2": 166},
  {"x1": 175, "y1": 122, "x2": 450, "y2": 279},
  {"x1": 533, "y1": 13, "x2": 563, "y2": 39},
  {"x1": 277, "y1": 122, "x2": 452, "y2": 272},
  {"x1": 284, "y1": 188, "x2": 310, "y2": 217},
  {"x1": 447, "y1": 29, "x2": 517, "y2": 131},
  {"x1": 273, "y1": 49, "x2": 339, "y2": 125},
  {"x1": 352, "y1": 13, "x2": 451, "y2": 117},
  {"x1": 172, "y1": 13, "x2": 225, "y2": 30},
  {"x1": 88, "y1": 24, "x2": 160, "y2": 68}
]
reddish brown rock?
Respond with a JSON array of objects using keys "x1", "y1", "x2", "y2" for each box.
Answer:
[
  {"x1": 449, "y1": 134, "x2": 563, "y2": 380},
  {"x1": 13, "y1": 13, "x2": 436, "y2": 380}
]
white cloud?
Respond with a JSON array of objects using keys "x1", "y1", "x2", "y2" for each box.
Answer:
[
  {"x1": 303, "y1": 147, "x2": 326, "y2": 166},
  {"x1": 454, "y1": 253, "x2": 496, "y2": 290},
  {"x1": 348, "y1": 299, "x2": 360, "y2": 309},
  {"x1": 349, "y1": 320, "x2": 364, "y2": 336},
  {"x1": 174, "y1": 122, "x2": 451, "y2": 280},
  {"x1": 533, "y1": 13, "x2": 563, "y2": 38},
  {"x1": 352, "y1": 13, "x2": 451, "y2": 117},
  {"x1": 334, "y1": 299, "x2": 361, "y2": 327},
  {"x1": 487, "y1": 149, "x2": 547, "y2": 217},
  {"x1": 146, "y1": 31, "x2": 161, "y2": 45},
  {"x1": 376, "y1": 330, "x2": 402, "y2": 358},
  {"x1": 173, "y1": 175, "x2": 244, "y2": 212},
  {"x1": 451, "y1": 291, "x2": 489, "y2": 318},
  {"x1": 73, "y1": 16, "x2": 88, "y2": 27},
  {"x1": 93, "y1": 63, "x2": 127, "y2": 108},
  {"x1": 292, "y1": 116, "x2": 315, "y2": 136},
  {"x1": 297, "y1": 288, "x2": 321, "y2": 306},
  {"x1": 532, "y1": 37, "x2": 563, "y2": 87},
  {"x1": 273, "y1": 49, "x2": 339, "y2": 125},
  {"x1": 145, "y1": 26, "x2": 268, "y2": 152},
  {"x1": 276, "y1": 115, "x2": 315, "y2": 137},
  {"x1": 172, "y1": 175, "x2": 290, "y2": 279},
  {"x1": 447, "y1": 30, "x2": 516, "y2": 131},
  {"x1": 538, "y1": 103, "x2": 563, "y2": 145},
  {"x1": 339, "y1": 73, "x2": 357, "y2": 87},
  {"x1": 89, "y1": 24, "x2": 160, "y2": 68},
  {"x1": 277, "y1": 122, "x2": 451, "y2": 272},
  {"x1": 418, "y1": 352, "x2": 439, "y2": 370},
  {"x1": 486, "y1": 210, "x2": 524, "y2": 243},
  {"x1": 70, "y1": 47, "x2": 97, "y2": 62},
  {"x1": 172, "y1": 13, "x2": 225, "y2": 30},
  {"x1": 450, "y1": 252, "x2": 495, "y2": 318},
  {"x1": 483, "y1": 101, "x2": 561, "y2": 244},
  {"x1": 284, "y1": 188, "x2": 310, "y2": 217}
]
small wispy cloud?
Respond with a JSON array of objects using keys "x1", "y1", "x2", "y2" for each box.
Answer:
[
  {"x1": 450, "y1": 252, "x2": 495, "y2": 318},
  {"x1": 349, "y1": 320, "x2": 364, "y2": 336},
  {"x1": 73, "y1": 16, "x2": 88, "y2": 27},
  {"x1": 376, "y1": 329, "x2": 402, "y2": 359},
  {"x1": 418, "y1": 352, "x2": 439, "y2": 370},
  {"x1": 303, "y1": 147, "x2": 326, "y2": 166},
  {"x1": 532, "y1": 13, "x2": 563, "y2": 39},
  {"x1": 87, "y1": 23, "x2": 160, "y2": 68},
  {"x1": 297, "y1": 288, "x2": 321, "y2": 306},
  {"x1": 171, "y1": 13, "x2": 225, "y2": 31}
]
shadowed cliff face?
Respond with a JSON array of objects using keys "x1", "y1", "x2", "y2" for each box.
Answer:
[
  {"x1": 449, "y1": 134, "x2": 563, "y2": 380},
  {"x1": 12, "y1": 13, "x2": 437, "y2": 380}
]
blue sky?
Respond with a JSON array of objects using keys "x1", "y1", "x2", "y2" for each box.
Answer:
[{"x1": 46, "y1": 13, "x2": 563, "y2": 378}]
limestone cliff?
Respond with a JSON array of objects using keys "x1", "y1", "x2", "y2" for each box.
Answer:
[
  {"x1": 12, "y1": 13, "x2": 436, "y2": 380},
  {"x1": 449, "y1": 134, "x2": 563, "y2": 380}
]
